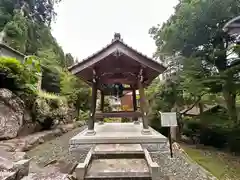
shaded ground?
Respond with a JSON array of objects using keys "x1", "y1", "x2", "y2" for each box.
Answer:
[
  {"x1": 26, "y1": 126, "x2": 85, "y2": 168},
  {"x1": 181, "y1": 144, "x2": 240, "y2": 180}
]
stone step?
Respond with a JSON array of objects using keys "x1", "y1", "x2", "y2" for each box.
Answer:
[
  {"x1": 85, "y1": 158, "x2": 151, "y2": 180},
  {"x1": 93, "y1": 144, "x2": 144, "y2": 159},
  {"x1": 92, "y1": 153, "x2": 145, "y2": 159},
  {"x1": 85, "y1": 177, "x2": 151, "y2": 180}
]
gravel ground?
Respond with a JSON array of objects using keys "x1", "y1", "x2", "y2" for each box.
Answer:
[
  {"x1": 26, "y1": 127, "x2": 217, "y2": 180},
  {"x1": 152, "y1": 151, "x2": 217, "y2": 180},
  {"x1": 26, "y1": 126, "x2": 85, "y2": 168}
]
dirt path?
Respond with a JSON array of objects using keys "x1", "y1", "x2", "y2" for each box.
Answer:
[{"x1": 26, "y1": 126, "x2": 85, "y2": 168}]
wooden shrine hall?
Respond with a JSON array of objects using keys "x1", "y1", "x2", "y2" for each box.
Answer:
[{"x1": 68, "y1": 33, "x2": 166, "y2": 135}]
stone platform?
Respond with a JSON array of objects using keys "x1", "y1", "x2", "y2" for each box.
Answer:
[
  {"x1": 69, "y1": 123, "x2": 168, "y2": 163},
  {"x1": 70, "y1": 123, "x2": 167, "y2": 144}
]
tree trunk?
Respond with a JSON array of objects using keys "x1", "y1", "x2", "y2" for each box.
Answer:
[
  {"x1": 76, "y1": 98, "x2": 81, "y2": 120},
  {"x1": 171, "y1": 103, "x2": 181, "y2": 141},
  {"x1": 223, "y1": 87, "x2": 237, "y2": 123},
  {"x1": 0, "y1": 30, "x2": 6, "y2": 43},
  {"x1": 199, "y1": 102, "x2": 203, "y2": 115}
]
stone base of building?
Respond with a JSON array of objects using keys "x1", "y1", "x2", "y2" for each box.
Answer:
[{"x1": 69, "y1": 122, "x2": 168, "y2": 162}]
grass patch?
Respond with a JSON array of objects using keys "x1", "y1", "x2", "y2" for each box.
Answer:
[{"x1": 181, "y1": 144, "x2": 240, "y2": 180}]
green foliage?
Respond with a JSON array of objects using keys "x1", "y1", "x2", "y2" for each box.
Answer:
[
  {"x1": 32, "y1": 91, "x2": 68, "y2": 130},
  {"x1": 104, "y1": 118, "x2": 121, "y2": 123},
  {"x1": 0, "y1": 0, "x2": 13, "y2": 31},
  {"x1": 60, "y1": 70, "x2": 91, "y2": 112},
  {"x1": 0, "y1": 0, "x2": 82, "y2": 132},
  {"x1": 103, "y1": 97, "x2": 112, "y2": 112},
  {"x1": 0, "y1": 56, "x2": 41, "y2": 110},
  {"x1": 65, "y1": 53, "x2": 75, "y2": 67},
  {"x1": 148, "y1": 0, "x2": 240, "y2": 153},
  {"x1": 121, "y1": 118, "x2": 131, "y2": 123},
  {"x1": 78, "y1": 110, "x2": 89, "y2": 121},
  {"x1": 150, "y1": 0, "x2": 240, "y2": 122},
  {"x1": 182, "y1": 112, "x2": 240, "y2": 153},
  {"x1": 0, "y1": 0, "x2": 72, "y2": 95},
  {"x1": 0, "y1": 57, "x2": 40, "y2": 94}
]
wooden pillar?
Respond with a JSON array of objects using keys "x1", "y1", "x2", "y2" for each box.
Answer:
[
  {"x1": 138, "y1": 71, "x2": 150, "y2": 134},
  {"x1": 87, "y1": 78, "x2": 97, "y2": 135},
  {"x1": 132, "y1": 89, "x2": 138, "y2": 122},
  {"x1": 132, "y1": 89, "x2": 137, "y2": 111},
  {"x1": 99, "y1": 91, "x2": 105, "y2": 124},
  {"x1": 100, "y1": 91, "x2": 105, "y2": 112}
]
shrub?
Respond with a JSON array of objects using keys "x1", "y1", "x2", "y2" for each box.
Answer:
[
  {"x1": 0, "y1": 57, "x2": 40, "y2": 108},
  {"x1": 199, "y1": 125, "x2": 229, "y2": 148},
  {"x1": 0, "y1": 57, "x2": 25, "y2": 90},
  {"x1": 32, "y1": 91, "x2": 68, "y2": 130},
  {"x1": 148, "y1": 113, "x2": 169, "y2": 137},
  {"x1": 121, "y1": 117, "x2": 131, "y2": 123},
  {"x1": 227, "y1": 127, "x2": 240, "y2": 154},
  {"x1": 182, "y1": 117, "x2": 201, "y2": 138},
  {"x1": 104, "y1": 118, "x2": 121, "y2": 123},
  {"x1": 182, "y1": 112, "x2": 240, "y2": 152},
  {"x1": 78, "y1": 110, "x2": 89, "y2": 121},
  {"x1": 60, "y1": 71, "x2": 90, "y2": 114}
]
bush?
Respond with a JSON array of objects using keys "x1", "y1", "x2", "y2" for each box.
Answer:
[
  {"x1": 148, "y1": 113, "x2": 169, "y2": 137},
  {"x1": 182, "y1": 114, "x2": 240, "y2": 152},
  {"x1": 79, "y1": 110, "x2": 89, "y2": 121},
  {"x1": 121, "y1": 117, "x2": 131, "y2": 123},
  {"x1": 32, "y1": 91, "x2": 69, "y2": 130},
  {"x1": 104, "y1": 118, "x2": 121, "y2": 123},
  {"x1": 60, "y1": 71, "x2": 90, "y2": 113},
  {"x1": 0, "y1": 57, "x2": 40, "y2": 108},
  {"x1": 199, "y1": 125, "x2": 228, "y2": 148},
  {"x1": 228, "y1": 127, "x2": 240, "y2": 154}
]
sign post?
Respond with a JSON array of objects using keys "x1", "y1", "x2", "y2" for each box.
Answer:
[{"x1": 159, "y1": 112, "x2": 178, "y2": 158}]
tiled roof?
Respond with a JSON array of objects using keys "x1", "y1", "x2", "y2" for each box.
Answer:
[
  {"x1": 180, "y1": 104, "x2": 223, "y2": 115},
  {"x1": 223, "y1": 15, "x2": 240, "y2": 32},
  {"x1": 68, "y1": 34, "x2": 166, "y2": 71},
  {"x1": 0, "y1": 43, "x2": 25, "y2": 57}
]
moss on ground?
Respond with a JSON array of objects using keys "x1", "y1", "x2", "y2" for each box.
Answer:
[{"x1": 181, "y1": 144, "x2": 240, "y2": 180}]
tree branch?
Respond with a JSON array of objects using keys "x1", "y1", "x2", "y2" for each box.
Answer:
[{"x1": 180, "y1": 94, "x2": 204, "y2": 115}]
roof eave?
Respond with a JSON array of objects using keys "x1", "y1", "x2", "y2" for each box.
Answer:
[
  {"x1": 223, "y1": 15, "x2": 240, "y2": 32},
  {"x1": 0, "y1": 43, "x2": 25, "y2": 58},
  {"x1": 68, "y1": 39, "x2": 166, "y2": 74}
]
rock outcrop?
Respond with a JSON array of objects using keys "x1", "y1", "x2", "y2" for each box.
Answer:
[
  {"x1": 21, "y1": 171, "x2": 76, "y2": 180},
  {"x1": 0, "y1": 151, "x2": 30, "y2": 180},
  {"x1": 0, "y1": 150, "x2": 77, "y2": 180},
  {"x1": 0, "y1": 123, "x2": 82, "y2": 152},
  {"x1": 0, "y1": 88, "x2": 25, "y2": 140}
]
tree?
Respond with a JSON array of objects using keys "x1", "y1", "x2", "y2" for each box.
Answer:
[
  {"x1": 65, "y1": 53, "x2": 75, "y2": 67},
  {"x1": 150, "y1": 0, "x2": 240, "y2": 123},
  {"x1": 0, "y1": 0, "x2": 68, "y2": 95},
  {"x1": 60, "y1": 71, "x2": 91, "y2": 118}
]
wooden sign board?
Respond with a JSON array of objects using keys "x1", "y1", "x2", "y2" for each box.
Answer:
[{"x1": 160, "y1": 112, "x2": 177, "y2": 127}]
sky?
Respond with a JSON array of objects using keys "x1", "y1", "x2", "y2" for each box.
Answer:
[{"x1": 51, "y1": 0, "x2": 178, "y2": 61}]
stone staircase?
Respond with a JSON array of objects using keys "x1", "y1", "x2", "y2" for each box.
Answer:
[{"x1": 75, "y1": 144, "x2": 160, "y2": 180}]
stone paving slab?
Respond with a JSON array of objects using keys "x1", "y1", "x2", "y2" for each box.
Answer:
[
  {"x1": 86, "y1": 158, "x2": 150, "y2": 178},
  {"x1": 70, "y1": 123, "x2": 167, "y2": 144}
]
